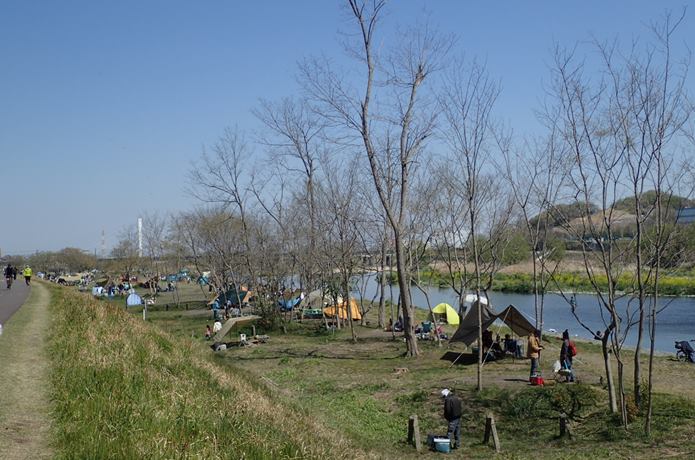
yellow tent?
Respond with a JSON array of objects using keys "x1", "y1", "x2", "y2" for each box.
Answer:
[
  {"x1": 323, "y1": 299, "x2": 362, "y2": 321},
  {"x1": 431, "y1": 303, "x2": 460, "y2": 325}
]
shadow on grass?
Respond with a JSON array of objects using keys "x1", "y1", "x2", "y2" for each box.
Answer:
[{"x1": 440, "y1": 351, "x2": 477, "y2": 365}]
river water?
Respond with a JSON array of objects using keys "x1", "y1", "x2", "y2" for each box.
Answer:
[{"x1": 354, "y1": 272, "x2": 695, "y2": 354}]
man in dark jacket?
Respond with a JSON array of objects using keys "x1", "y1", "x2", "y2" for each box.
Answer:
[{"x1": 442, "y1": 388, "x2": 462, "y2": 449}]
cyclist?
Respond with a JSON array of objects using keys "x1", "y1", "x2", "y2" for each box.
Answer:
[{"x1": 4, "y1": 264, "x2": 14, "y2": 289}]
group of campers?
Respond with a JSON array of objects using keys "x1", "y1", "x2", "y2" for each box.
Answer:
[{"x1": 435, "y1": 329, "x2": 577, "y2": 452}]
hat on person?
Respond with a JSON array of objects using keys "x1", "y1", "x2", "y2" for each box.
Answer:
[{"x1": 441, "y1": 388, "x2": 450, "y2": 398}]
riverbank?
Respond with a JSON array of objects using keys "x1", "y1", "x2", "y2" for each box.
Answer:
[{"x1": 384, "y1": 270, "x2": 695, "y2": 296}]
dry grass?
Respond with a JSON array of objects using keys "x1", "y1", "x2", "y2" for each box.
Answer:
[{"x1": 0, "y1": 282, "x2": 52, "y2": 459}]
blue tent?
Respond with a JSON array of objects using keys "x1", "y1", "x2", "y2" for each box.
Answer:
[
  {"x1": 278, "y1": 290, "x2": 303, "y2": 311},
  {"x1": 126, "y1": 292, "x2": 143, "y2": 306}
]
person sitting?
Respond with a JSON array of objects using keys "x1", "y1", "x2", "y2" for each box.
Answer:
[
  {"x1": 393, "y1": 318, "x2": 403, "y2": 332},
  {"x1": 482, "y1": 329, "x2": 493, "y2": 354},
  {"x1": 490, "y1": 335, "x2": 504, "y2": 357},
  {"x1": 504, "y1": 333, "x2": 523, "y2": 357}
]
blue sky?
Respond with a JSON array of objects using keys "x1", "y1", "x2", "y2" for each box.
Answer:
[{"x1": 0, "y1": 1, "x2": 691, "y2": 255}]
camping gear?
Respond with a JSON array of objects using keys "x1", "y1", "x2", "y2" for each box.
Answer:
[
  {"x1": 450, "y1": 303, "x2": 536, "y2": 346},
  {"x1": 675, "y1": 340, "x2": 695, "y2": 362},
  {"x1": 530, "y1": 375, "x2": 545, "y2": 386},
  {"x1": 323, "y1": 299, "x2": 362, "y2": 321},
  {"x1": 126, "y1": 292, "x2": 143, "y2": 306},
  {"x1": 278, "y1": 289, "x2": 303, "y2": 311},
  {"x1": 304, "y1": 290, "x2": 338, "y2": 309},
  {"x1": 433, "y1": 437, "x2": 451, "y2": 453},
  {"x1": 212, "y1": 315, "x2": 261, "y2": 341},
  {"x1": 217, "y1": 288, "x2": 250, "y2": 307},
  {"x1": 431, "y1": 303, "x2": 460, "y2": 325}
]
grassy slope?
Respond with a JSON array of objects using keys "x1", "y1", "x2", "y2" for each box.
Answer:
[
  {"x1": 150, "y1": 309, "x2": 695, "y2": 459},
  {"x1": 47, "y1": 285, "x2": 368, "y2": 459},
  {"x1": 0, "y1": 283, "x2": 52, "y2": 459}
]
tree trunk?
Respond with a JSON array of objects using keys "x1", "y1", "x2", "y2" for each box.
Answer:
[
  {"x1": 395, "y1": 234, "x2": 418, "y2": 356},
  {"x1": 377, "y1": 236, "x2": 388, "y2": 329},
  {"x1": 602, "y1": 332, "x2": 618, "y2": 414}
]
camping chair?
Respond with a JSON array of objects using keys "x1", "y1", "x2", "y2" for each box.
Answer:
[{"x1": 419, "y1": 321, "x2": 433, "y2": 340}]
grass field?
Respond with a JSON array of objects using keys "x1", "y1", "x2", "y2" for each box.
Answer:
[
  {"x1": 149, "y1": 307, "x2": 695, "y2": 459},
  {"x1": 41, "y1": 282, "x2": 695, "y2": 458}
]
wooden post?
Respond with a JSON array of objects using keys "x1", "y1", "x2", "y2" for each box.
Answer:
[
  {"x1": 407, "y1": 415, "x2": 422, "y2": 452},
  {"x1": 559, "y1": 413, "x2": 572, "y2": 439},
  {"x1": 483, "y1": 413, "x2": 501, "y2": 453}
]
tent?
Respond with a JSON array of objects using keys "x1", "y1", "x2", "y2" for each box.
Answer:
[
  {"x1": 216, "y1": 288, "x2": 251, "y2": 307},
  {"x1": 430, "y1": 303, "x2": 460, "y2": 325},
  {"x1": 304, "y1": 290, "x2": 343, "y2": 309},
  {"x1": 450, "y1": 303, "x2": 535, "y2": 346},
  {"x1": 126, "y1": 292, "x2": 143, "y2": 306},
  {"x1": 323, "y1": 299, "x2": 362, "y2": 321},
  {"x1": 278, "y1": 289, "x2": 303, "y2": 311}
]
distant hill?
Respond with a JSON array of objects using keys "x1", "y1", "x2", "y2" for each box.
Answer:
[{"x1": 612, "y1": 191, "x2": 695, "y2": 214}]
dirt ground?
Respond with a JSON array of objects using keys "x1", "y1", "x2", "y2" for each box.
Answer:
[{"x1": 0, "y1": 283, "x2": 52, "y2": 460}]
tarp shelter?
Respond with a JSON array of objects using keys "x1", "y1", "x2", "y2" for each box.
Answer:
[
  {"x1": 430, "y1": 303, "x2": 460, "y2": 325},
  {"x1": 216, "y1": 288, "x2": 250, "y2": 307},
  {"x1": 450, "y1": 303, "x2": 535, "y2": 346},
  {"x1": 323, "y1": 299, "x2": 362, "y2": 321},
  {"x1": 126, "y1": 292, "x2": 143, "y2": 306}
]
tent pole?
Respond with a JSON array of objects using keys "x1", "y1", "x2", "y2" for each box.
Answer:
[{"x1": 449, "y1": 351, "x2": 466, "y2": 368}]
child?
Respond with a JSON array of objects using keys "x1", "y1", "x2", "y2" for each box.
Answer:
[{"x1": 205, "y1": 325, "x2": 212, "y2": 340}]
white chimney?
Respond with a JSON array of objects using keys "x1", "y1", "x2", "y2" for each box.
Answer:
[{"x1": 137, "y1": 217, "x2": 143, "y2": 257}]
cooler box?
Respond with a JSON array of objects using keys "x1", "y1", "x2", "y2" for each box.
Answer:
[
  {"x1": 530, "y1": 376, "x2": 544, "y2": 386},
  {"x1": 433, "y1": 437, "x2": 451, "y2": 453}
]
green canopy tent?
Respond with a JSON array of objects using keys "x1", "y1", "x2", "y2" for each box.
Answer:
[{"x1": 430, "y1": 303, "x2": 460, "y2": 325}]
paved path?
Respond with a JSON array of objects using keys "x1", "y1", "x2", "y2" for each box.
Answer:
[
  {"x1": 0, "y1": 276, "x2": 31, "y2": 325},
  {"x1": 0, "y1": 282, "x2": 52, "y2": 459}
]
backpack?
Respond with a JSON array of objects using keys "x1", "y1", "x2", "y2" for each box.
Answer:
[{"x1": 569, "y1": 341, "x2": 577, "y2": 357}]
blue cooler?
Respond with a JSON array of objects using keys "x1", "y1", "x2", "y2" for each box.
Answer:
[{"x1": 433, "y1": 437, "x2": 451, "y2": 453}]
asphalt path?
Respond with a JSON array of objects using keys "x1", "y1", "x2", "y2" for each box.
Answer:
[{"x1": 0, "y1": 277, "x2": 31, "y2": 325}]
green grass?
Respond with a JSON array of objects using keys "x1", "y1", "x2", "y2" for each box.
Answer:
[
  {"x1": 145, "y1": 310, "x2": 695, "y2": 459},
  {"x1": 46, "y1": 286, "x2": 363, "y2": 459},
  {"x1": 404, "y1": 270, "x2": 695, "y2": 296}
]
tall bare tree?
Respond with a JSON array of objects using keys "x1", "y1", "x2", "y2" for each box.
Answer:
[
  {"x1": 301, "y1": 0, "x2": 450, "y2": 356},
  {"x1": 439, "y1": 58, "x2": 501, "y2": 390}
]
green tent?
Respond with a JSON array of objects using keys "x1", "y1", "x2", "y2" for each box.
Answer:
[{"x1": 431, "y1": 303, "x2": 460, "y2": 325}]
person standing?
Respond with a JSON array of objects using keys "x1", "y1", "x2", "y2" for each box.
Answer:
[
  {"x1": 22, "y1": 265, "x2": 33, "y2": 286},
  {"x1": 442, "y1": 388, "x2": 462, "y2": 450},
  {"x1": 560, "y1": 329, "x2": 575, "y2": 382},
  {"x1": 4, "y1": 264, "x2": 14, "y2": 289},
  {"x1": 527, "y1": 329, "x2": 544, "y2": 379}
]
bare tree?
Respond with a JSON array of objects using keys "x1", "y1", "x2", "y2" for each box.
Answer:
[
  {"x1": 189, "y1": 127, "x2": 258, "y2": 285},
  {"x1": 254, "y1": 97, "x2": 325, "y2": 290},
  {"x1": 439, "y1": 58, "x2": 501, "y2": 390},
  {"x1": 300, "y1": 0, "x2": 450, "y2": 356},
  {"x1": 501, "y1": 132, "x2": 567, "y2": 333}
]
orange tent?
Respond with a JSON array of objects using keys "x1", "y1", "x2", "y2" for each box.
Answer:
[{"x1": 323, "y1": 299, "x2": 362, "y2": 321}]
